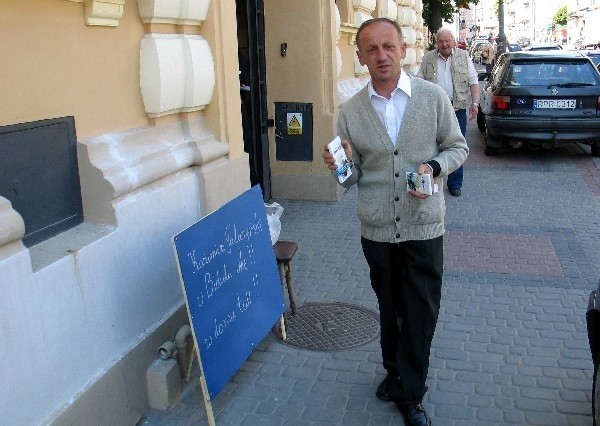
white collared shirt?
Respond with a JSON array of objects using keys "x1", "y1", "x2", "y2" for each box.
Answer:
[
  {"x1": 367, "y1": 71, "x2": 411, "y2": 145},
  {"x1": 432, "y1": 48, "x2": 479, "y2": 101},
  {"x1": 436, "y1": 52, "x2": 455, "y2": 99}
]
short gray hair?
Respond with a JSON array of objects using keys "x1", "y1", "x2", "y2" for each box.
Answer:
[
  {"x1": 435, "y1": 28, "x2": 455, "y2": 42},
  {"x1": 356, "y1": 18, "x2": 404, "y2": 50}
]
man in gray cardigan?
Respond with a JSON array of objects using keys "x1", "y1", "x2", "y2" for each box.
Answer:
[{"x1": 323, "y1": 18, "x2": 468, "y2": 426}]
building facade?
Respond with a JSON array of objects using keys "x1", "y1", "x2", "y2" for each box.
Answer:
[
  {"x1": 568, "y1": 0, "x2": 600, "y2": 48},
  {"x1": 0, "y1": 0, "x2": 426, "y2": 424}
]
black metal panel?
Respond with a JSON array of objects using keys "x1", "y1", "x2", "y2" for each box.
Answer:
[
  {"x1": 0, "y1": 117, "x2": 83, "y2": 247},
  {"x1": 274, "y1": 102, "x2": 313, "y2": 161}
]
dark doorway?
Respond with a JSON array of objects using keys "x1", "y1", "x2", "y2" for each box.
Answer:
[{"x1": 236, "y1": 0, "x2": 271, "y2": 201}]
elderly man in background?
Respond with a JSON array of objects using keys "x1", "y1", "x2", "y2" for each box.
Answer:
[{"x1": 417, "y1": 28, "x2": 479, "y2": 197}]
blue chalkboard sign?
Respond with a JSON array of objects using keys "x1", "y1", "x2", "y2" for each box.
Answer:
[{"x1": 173, "y1": 186, "x2": 285, "y2": 399}]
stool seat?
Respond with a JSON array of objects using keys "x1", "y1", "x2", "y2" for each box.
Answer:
[
  {"x1": 273, "y1": 240, "x2": 298, "y2": 314},
  {"x1": 273, "y1": 240, "x2": 298, "y2": 262}
]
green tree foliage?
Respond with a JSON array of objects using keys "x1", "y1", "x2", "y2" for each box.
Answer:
[
  {"x1": 422, "y1": 1, "x2": 480, "y2": 48},
  {"x1": 553, "y1": 6, "x2": 567, "y2": 26}
]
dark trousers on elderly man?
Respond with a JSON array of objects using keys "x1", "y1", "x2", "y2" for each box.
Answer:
[
  {"x1": 447, "y1": 108, "x2": 467, "y2": 190},
  {"x1": 361, "y1": 235, "x2": 443, "y2": 404}
]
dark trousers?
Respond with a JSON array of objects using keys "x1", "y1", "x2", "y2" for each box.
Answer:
[
  {"x1": 361, "y1": 236, "x2": 443, "y2": 404},
  {"x1": 447, "y1": 108, "x2": 467, "y2": 189}
]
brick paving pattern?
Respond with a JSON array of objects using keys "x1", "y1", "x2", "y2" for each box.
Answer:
[
  {"x1": 445, "y1": 231, "x2": 564, "y2": 277},
  {"x1": 140, "y1": 120, "x2": 600, "y2": 425}
]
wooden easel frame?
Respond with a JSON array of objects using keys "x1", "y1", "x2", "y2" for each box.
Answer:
[{"x1": 173, "y1": 249, "x2": 216, "y2": 425}]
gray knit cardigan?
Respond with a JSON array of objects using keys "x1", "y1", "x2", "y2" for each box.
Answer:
[{"x1": 336, "y1": 75, "x2": 468, "y2": 243}]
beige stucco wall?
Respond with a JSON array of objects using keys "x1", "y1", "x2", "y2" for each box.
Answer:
[
  {"x1": 0, "y1": 0, "x2": 245, "y2": 162},
  {"x1": 338, "y1": 32, "x2": 360, "y2": 80},
  {"x1": 0, "y1": 0, "x2": 147, "y2": 138},
  {"x1": 201, "y1": 0, "x2": 246, "y2": 159},
  {"x1": 264, "y1": 0, "x2": 342, "y2": 201},
  {"x1": 0, "y1": 0, "x2": 250, "y2": 423}
]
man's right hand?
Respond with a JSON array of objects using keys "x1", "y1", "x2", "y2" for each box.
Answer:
[{"x1": 322, "y1": 139, "x2": 352, "y2": 171}]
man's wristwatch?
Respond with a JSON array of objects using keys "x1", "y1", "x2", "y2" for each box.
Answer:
[{"x1": 471, "y1": 102, "x2": 479, "y2": 107}]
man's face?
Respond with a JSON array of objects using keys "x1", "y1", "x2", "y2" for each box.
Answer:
[
  {"x1": 356, "y1": 22, "x2": 406, "y2": 84},
  {"x1": 436, "y1": 32, "x2": 456, "y2": 57}
]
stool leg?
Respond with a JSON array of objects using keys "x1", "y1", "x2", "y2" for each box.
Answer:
[
  {"x1": 284, "y1": 262, "x2": 297, "y2": 314},
  {"x1": 277, "y1": 261, "x2": 288, "y2": 312}
]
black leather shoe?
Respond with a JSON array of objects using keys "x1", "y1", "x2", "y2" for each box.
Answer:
[
  {"x1": 448, "y1": 187, "x2": 461, "y2": 197},
  {"x1": 375, "y1": 374, "x2": 395, "y2": 402},
  {"x1": 396, "y1": 403, "x2": 431, "y2": 426}
]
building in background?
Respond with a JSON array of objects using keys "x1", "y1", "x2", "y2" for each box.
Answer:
[
  {"x1": 472, "y1": 0, "x2": 498, "y2": 41},
  {"x1": 568, "y1": 0, "x2": 600, "y2": 48},
  {"x1": 505, "y1": 0, "x2": 535, "y2": 44},
  {"x1": 454, "y1": 0, "x2": 560, "y2": 48},
  {"x1": 532, "y1": 0, "x2": 565, "y2": 44}
]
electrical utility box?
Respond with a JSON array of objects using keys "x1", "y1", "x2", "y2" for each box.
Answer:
[{"x1": 274, "y1": 102, "x2": 313, "y2": 161}]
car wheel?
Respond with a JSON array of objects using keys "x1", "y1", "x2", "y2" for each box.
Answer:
[
  {"x1": 485, "y1": 146, "x2": 499, "y2": 156},
  {"x1": 484, "y1": 128, "x2": 500, "y2": 156},
  {"x1": 476, "y1": 107, "x2": 485, "y2": 132},
  {"x1": 592, "y1": 141, "x2": 600, "y2": 157}
]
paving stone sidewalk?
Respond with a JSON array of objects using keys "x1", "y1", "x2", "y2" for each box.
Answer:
[{"x1": 141, "y1": 121, "x2": 600, "y2": 425}]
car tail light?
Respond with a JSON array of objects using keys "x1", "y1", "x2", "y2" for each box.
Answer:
[{"x1": 491, "y1": 96, "x2": 511, "y2": 111}]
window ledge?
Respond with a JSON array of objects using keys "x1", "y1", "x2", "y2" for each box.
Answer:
[{"x1": 29, "y1": 222, "x2": 116, "y2": 271}]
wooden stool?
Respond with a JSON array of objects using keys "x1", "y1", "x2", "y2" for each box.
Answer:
[{"x1": 273, "y1": 240, "x2": 298, "y2": 314}]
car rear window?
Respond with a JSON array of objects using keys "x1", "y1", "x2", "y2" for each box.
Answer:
[
  {"x1": 585, "y1": 54, "x2": 600, "y2": 67},
  {"x1": 507, "y1": 62, "x2": 599, "y2": 86}
]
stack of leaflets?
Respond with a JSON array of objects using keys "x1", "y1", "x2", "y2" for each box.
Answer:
[
  {"x1": 328, "y1": 136, "x2": 352, "y2": 183},
  {"x1": 406, "y1": 171, "x2": 438, "y2": 196}
]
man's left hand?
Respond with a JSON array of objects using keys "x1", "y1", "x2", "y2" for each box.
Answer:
[
  {"x1": 408, "y1": 164, "x2": 433, "y2": 199},
  {"x1": 468, "y1": 103, "x2": 478, "y2": 120}
]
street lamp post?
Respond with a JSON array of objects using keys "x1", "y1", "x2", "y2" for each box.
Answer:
[
  {"x1": 532, "y1": 0, "x2": 536, "y2": 43},
  {"x1": 497, "y1": 0, "x2": 507, "y2": 59}
]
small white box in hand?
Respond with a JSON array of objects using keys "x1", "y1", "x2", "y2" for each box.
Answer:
[
  {"x1": 406, "y1": 172, "x2": 438, "y2": 196},
  {"x1": 328, "y1": 136, "x2": 352, "y2": 183}
]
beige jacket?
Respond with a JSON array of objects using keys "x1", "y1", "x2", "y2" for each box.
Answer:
[
  {"x1": 418, "y1": 48, "x2": 472, "y2": 110},
  {"x1": 481, "y1": 43, "x2": 495, "y2": 65}
]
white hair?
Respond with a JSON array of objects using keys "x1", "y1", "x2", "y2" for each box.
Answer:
[{"x1": 436, "y1": 28, "x2": 455, "y2": 42}]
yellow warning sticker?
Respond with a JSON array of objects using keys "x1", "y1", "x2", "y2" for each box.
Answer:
[{"x1": 287, "y1": 113, "x2": 302, "y2": 135}]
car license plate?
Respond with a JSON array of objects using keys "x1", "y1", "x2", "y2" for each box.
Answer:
[{"x1": 534, "y1": 99, "x2": 576, "y2": 109}]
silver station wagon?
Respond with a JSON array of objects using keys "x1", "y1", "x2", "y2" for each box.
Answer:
[{"x1": 477, "y1": 50, "x2": 600, "y2": 156}]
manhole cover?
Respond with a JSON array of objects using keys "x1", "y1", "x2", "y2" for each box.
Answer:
[{"x1": 273, "y1": 302, "x2": 380, "y2": 351}]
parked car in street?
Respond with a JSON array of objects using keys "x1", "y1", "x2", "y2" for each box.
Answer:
[
  {"x1": 470, "y1": 37, "x2": 491, "y2": 59},
  {"x1": 457, "y1": 38, "x2": 468, "y2": 50},
  {"x1": 507, "y1": 43, "x2": 522, "y2": 52},
  {"x1": 471, "y1": 41, "x2": 491, "y2": 64},
  {"x1": 477, "y1": 50, "x2": 600, "y2": 156},
  {"x1": 524, "y1": 44, "x2": 563, "y2": 51},
  {"x1": 517, "y1": 36, "x2": 531, "y2": 48},
  {"x1": 582, "y1": 50, "x2": 600, "y2": 72}
]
